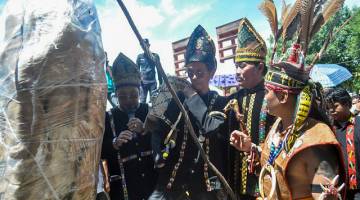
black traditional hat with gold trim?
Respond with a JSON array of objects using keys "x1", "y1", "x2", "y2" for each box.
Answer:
[
  {"x1": 185, "y1": 25, "x2": 217, "y2": 70},
  {"x1": 259, "y1": 0, "x2": 345, "y2": 152},
  {"x1": 235, "y1": 18, "x2": 267, "y2": 63},
  {"x1": 112, "y1": 53, "x2": 141, "y2": 89}
]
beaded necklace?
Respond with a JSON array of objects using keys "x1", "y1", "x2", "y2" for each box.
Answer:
[
  {"x1": 267, "y1": 124, "x2": 291, "y2": 165},
  {"x1": 267, "y1": 140, "x2": 284, "y2": 165},
  {"x1": 259, "y1": 99, "x2": 268, "y2": 143}
]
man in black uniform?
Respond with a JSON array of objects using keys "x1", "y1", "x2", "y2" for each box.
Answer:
[
  {"x1": 226, "y1": 18, "x2": 274, "y2": 199},
  {"x1": 136, "y1": 38, "x2": 163, "y2": 103},
  {"x1": 326, "y1": 88, "x2": 360, "y2": 199},
  {"x1": 147, "y1": 25, "x2": 227, "y2": 200},
  {"x1": 101, "y1": 53, "x2": 157, "y2": 200}
]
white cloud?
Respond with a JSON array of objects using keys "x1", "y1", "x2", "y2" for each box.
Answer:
[
  {"x1": 345, "y1": 0, "x2": 360, "y2": 8},
  {"x1": 169, "y1": 3, "x2": 212, "y2": 31},
  {"x1": 96, "y1": 0, "x2": 215, "y2": 76},
  {"x1": 149, "y1": 39, "x2": 175, "y2": 75},
  {"x1": 159, "y1": 0, "x2": 177, "y2": 16},
  {"x1": 96, "y1": 0, "x2": 169, "y2": 72}
]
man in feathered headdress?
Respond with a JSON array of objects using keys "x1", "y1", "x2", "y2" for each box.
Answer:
[{"x1": 230, "y1": 0, "x2": 347, "y2": 199}]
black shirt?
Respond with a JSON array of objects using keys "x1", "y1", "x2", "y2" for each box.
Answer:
[
  {"x1": 101, "y1": 104, "x2": 158, "y2": 200},
  {"x1": 334, "y1": 116, "x2": 360, "y2": 190},
  {"x1": 226, "y1": 81, "x2": 275, "y2": 196},
  {"x1": 153, "y1": 90, "x2": 227, "y2": 192}
]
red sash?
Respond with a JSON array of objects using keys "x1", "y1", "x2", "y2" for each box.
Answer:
[{"x1": 346, "y1": 123, "x2": 357, "y2": 189}]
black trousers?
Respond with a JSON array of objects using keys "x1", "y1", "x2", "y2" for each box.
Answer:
[
  {"x1": 148, "y1": 185, "x2": 219, "y2": 200},
  {"x1": 140, "y1": 82, "x2": 157, "y2": 103}
]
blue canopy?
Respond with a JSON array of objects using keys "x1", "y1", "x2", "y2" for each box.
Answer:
[
  {"x1": 210, "y1": 74, "x2": 237, "y2": 88},
  {"x1": 309, "y1": 64, "x2": 352, "y2": 88}
]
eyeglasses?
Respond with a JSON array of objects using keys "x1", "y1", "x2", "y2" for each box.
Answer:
[{"x1": 185, "y1": 69, "x2": 208, "y2": 79}]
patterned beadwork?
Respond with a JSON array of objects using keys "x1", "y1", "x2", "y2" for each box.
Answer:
[
  {"x1": 204, "y1": 138, "x2": 211, "y2": 191},
  {"x1": 241, "y1": 154, "x2": 248, "y2": 194},
  {"x1": 346, "y1": 121, "x2": 357, "y2": 189},
  {"x1": 167, "y1": 125, "x2": 188, "y2": 189},
  {"x1": 259, "y1": 99, "x2": 268, "y2": 143},
  {"x1": 167, "y1": 93, "x2": 218, "y2": 190},
  {"x1": 267, "y1": 140, "x2": 284, "y2": 165},
  {"x1": 203, "y1": 94, "x2": 218, "y2": 191}
]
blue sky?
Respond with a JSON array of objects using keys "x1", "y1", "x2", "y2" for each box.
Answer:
[
  {"x1": 94, "y1": 0, "x2": 289, "y2": 75},
  {"x1": 93, "y1": 0, "x2": 359, "y2": 75},
  {"x1": 0, "y1": 0, "x2": 359, "y2": 75},
  {"x1": 133, "y1": 0, "x2": 275, "y2": 42}
]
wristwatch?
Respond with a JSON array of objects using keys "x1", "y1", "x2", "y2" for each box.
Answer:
[{"x1": 112, "y1": 137, "x2": 119, "y2": 150}]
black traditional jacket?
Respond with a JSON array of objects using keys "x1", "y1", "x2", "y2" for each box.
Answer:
[
  {"x1": 226, "y1": 81, "x2": 275, "y2": 197},
  {"x1": 101, "y1": 104, "x2": 157, "y2": 200},
  {"x1": 152, "y1": 91, "x2": 227, "y2": 193}
]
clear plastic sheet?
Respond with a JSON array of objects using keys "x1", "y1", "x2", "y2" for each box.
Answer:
[{"x1": 0, "y1": 0, "x2": 107, "y2": 199}]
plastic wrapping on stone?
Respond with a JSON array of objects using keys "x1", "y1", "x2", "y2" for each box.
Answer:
[{"x1": 0, "y1": 0, "x2": 107, "y2": 199}]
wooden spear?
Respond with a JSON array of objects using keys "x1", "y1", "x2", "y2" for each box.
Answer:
[{"x1": 115, "y1": 0, "x2": 236, "y2": 199}]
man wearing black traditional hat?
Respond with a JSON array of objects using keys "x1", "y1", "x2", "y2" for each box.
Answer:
[
  {"x1": 136, "y1": 38, "x2": 163, "y2": 103},
  {"x1": 101, "y1": 53, "x2": 157, "y2": 200},
  {"x1": 224, "y1": 18, "x2": 275, "y2": 199},
  {"x1": 147, "y1": 25, "x2": 227, "y2": 200}
]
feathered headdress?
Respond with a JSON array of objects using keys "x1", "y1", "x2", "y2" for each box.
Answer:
[
  {"x1": 259, "y1": 0, "x2": 345, "y2": 152},
  {"x1": 260, "y1": 0, "x2": 345, "y2": 66}
]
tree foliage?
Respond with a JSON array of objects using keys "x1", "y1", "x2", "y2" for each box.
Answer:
[
  {"x1": 267, "y1": 6, "x2": 360, "y2": 92},
  {"x1": 308, "y1": 6, "x2": 360, "y2": 91}
]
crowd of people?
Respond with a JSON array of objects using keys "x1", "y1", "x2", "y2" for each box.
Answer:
[{"x1": 97, "y1": 5, "x2": 359, "y2": 200}]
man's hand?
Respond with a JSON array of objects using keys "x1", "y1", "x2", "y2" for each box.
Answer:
[
  {"x1": 127, "y1": 118, "x2": 144, "y2": 134},
  {"x1": 113, "y1": 130, "x2": 134, "y2": 149},
  {"x1": 229, "y1": 130, "x2": 252, "y2": 152}
]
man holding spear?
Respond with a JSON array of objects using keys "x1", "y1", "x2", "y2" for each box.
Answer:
[
  {"x1": 147, "y1": 25, "x2": 228, "y2": 200},
  {"x1": 114, "y1": 1, "x2": 236, "y2": 199}
]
